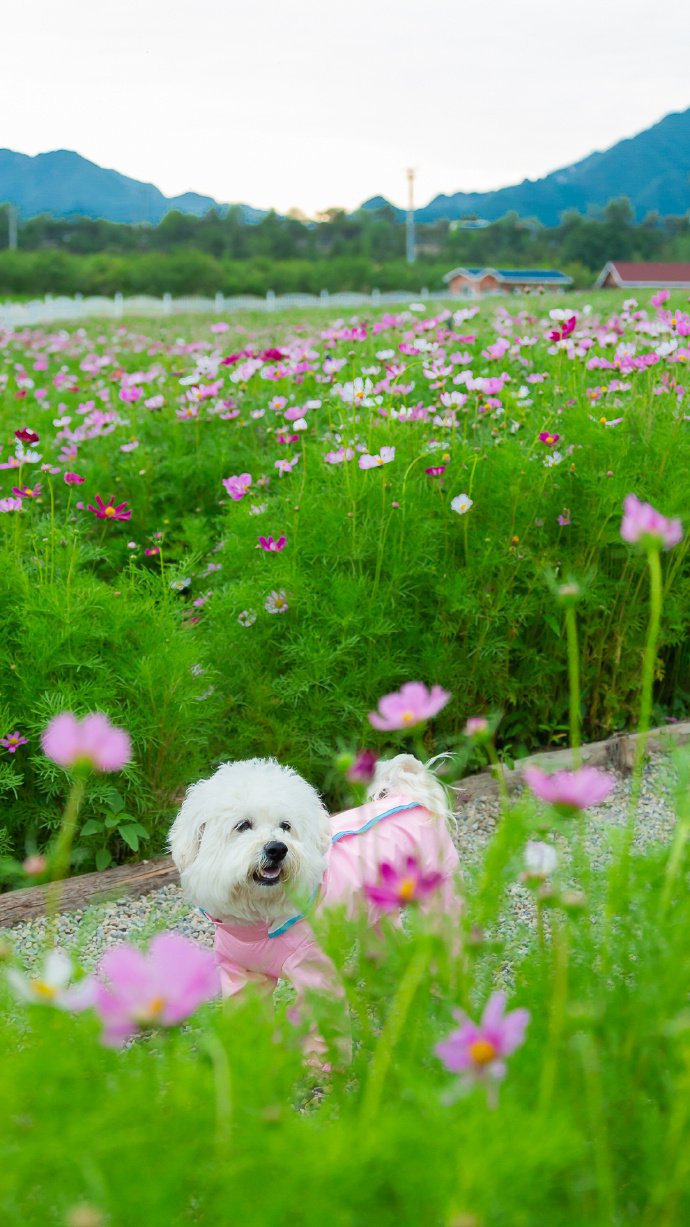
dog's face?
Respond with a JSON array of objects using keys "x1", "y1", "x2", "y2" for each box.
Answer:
[{"x1": 168, "y1": 758, "x2": 331, "y2": 923}]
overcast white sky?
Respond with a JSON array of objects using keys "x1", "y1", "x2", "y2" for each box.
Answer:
[{"x1": 2, "y1": 0, "x2": 689, "y2": 216}]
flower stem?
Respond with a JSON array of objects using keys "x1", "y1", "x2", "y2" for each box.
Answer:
[
  {"x1": 46, "y1": 774, "x2": 87, "y2": 943},
  {"x1": 630, "y1": 546, "x2": 663, "y2": 813},
  {"x1": 565, "y1": 605, "x2": 581, "y2": 767},
  {"x1": 360, "y1": 948, "x2": 427, "y2": 1125}
]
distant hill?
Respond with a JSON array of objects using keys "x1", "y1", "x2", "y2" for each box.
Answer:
[
  {"x1": 0, "y1": 148, "x2": 265, "y2": 225},
  {"x1": 360, "y1": 108, "x2": 690, "y2": 226}
]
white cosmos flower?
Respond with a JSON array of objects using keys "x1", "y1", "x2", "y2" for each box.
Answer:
[
  {"x1": 451, "y1": 493, "x2": 473, "y2": 515},
  {"x1": 7, "y1": 948, "x2": 94, "y2": 1010}
]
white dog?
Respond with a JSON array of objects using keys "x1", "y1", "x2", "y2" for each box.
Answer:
[{"x1": 169, "y1": 754, "x2": 460, "y2": 1005}]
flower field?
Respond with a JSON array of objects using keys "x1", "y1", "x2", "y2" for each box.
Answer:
[{"x1": 3, "y1": 292, "x2": 690, "y2": 1225}]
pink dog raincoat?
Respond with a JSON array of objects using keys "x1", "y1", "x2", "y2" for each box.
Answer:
[{"x1": 209, "y1": 793, "x2": 460, "y2": 998}]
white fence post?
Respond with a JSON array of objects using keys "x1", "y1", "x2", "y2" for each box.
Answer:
[
  {"x1": 320, "y1": 289, "x2": 329, "y2": 306},
  {"x1": 371, "y1": 288, "x2": 381, "y2": 305},
  {"x1": 266, "y1": 290, "x2": 276, "y2": 311},
  {"x1": 114, "y1": 292, "x2": 124, "y2": 319},
  {"x1": 163, "y1": 292, "x2": 172, "y2": 315},
  {"x1": 215, "y1": 291, "x2": 224, "y2": 313}
]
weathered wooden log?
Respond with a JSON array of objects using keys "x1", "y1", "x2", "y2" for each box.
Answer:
[{"x1": 0, "y1": 856, "x2": 178, "y2": 927}]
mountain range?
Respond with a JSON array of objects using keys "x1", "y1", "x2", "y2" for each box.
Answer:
[{"x1": 1, "y1": 107, "x2": 689, "y2": 227}]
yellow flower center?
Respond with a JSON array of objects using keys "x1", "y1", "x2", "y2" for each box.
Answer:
[
  {"x1": 401, "y1": 711, "x2": 416, "y2": 725},
  {"x1": 397, "y1": 877, "x2": 417, "y2": 902},
  {"x1": 469, "y1": 1039, "x2": 497, "y2": 1066},
  {"x1": 600, "y1": 416, "x2": 607, "y2": 425},
  {"x1": 31, "y1": 980, "x2": 57, "y2": 999},
  {"x1": 104, "y1": 506, "x2": 116, "y2": 517},
  {"x1": 136, "y1": 995, "x2": 166, "y2": 1022}
]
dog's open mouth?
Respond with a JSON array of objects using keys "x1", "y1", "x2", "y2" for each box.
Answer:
[{"x1": 252, "y1": 865, "x2": 283, "y2": 886}]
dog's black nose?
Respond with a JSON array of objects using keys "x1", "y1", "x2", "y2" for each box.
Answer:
[{"x1": 263, "y1": 841, "x2": 288, "y2": 863}]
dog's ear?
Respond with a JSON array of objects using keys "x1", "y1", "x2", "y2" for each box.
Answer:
[{"x1": 168, "y1": 781, "x2": 208, "y2": 873}]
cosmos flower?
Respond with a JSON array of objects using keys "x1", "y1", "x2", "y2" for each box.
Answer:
[
  {"x1": 436, "y1": 991, "x2": 529, "y2": 1094},
  {"x1": 87, "y1": 932, "x2": 219, "y2": 1047},
  {"x1": 523, "y1": 765, "x2": 615, "y2": 814},
  {"x1": 257, "y1": 535, "x2": 287, "y2": 552},
  {"x1": 359, "y1": 446, "x2": 395, "y2": 469},
  {"x1": 222, "y1": 473, "x2": 252, "y2": 500},
  {"x1": 41, "y1": 712, "x2": 132, "y2": 773},
  {"x1": 364, "y1": 856, "x2": 445, "y2": 910},
  {"x1": 620, "y1": 494, "x2": 683, "y2": 551},
  {"x1": 369, "y1": 682, "x2": 451, "y2": 730},
  {"x1": 538, "y1": 432, "x2": 560, "y2": 446},
  {"x1": 7, "y1": 949, "x2": 94, "y2": 1011},
  {"x1": 1, "y1": 731, "x2": 28, "y2": 753},
  {"x1": 87, "y1": 496, "x2": 131, "y2": 521},
  {"x1": 265, "y1": 589, "x2": 289, "y2": 614},
  {"x1": 451, "y1": 494, "x2": 473, "y2": 515},
  {"x1": 0, "y1": 498, "x2": 23, "y2": 512}
]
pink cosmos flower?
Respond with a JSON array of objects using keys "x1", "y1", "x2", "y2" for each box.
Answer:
[
  {"x1": 64, "y1": 472, "x2": 85, "y2": 485},
  {"x1": 558, "y1": 509, "x2": 571, "y2": 527},
  {"x1": 275, "y1": 456, "x2": 299, "y2": 475},
  {"x1": 435, "y1": 991, "x2": 529, "y2": 1091},
  {"x1": 257, "y1": 535, "x2": 287, "y2": 552},
  {"x1": 523, "y1": 765, "x2": 615, "y2": 813},
  {"x1": 364, "y1": 855, "x2": 445, "y2": 910},
  {"x1": 651, "y1": 289, "x2": 670, "y2": 307},
  {"x1": 87, "y1": 496, "x2": 131, "y2": 522},
  {"x1": 222, "y1": 473, "x2": 252, "y2": 500},
  {"x1": 620, "y1": 494, "x2": 683, "y2": 551},
  {"x1": 0, "y1": 497, "x2": 23, "y2": 513},
  {"x1": 15, "y1": 427, "x2": 40, "y2": 444},
  {"x1": 426, "y1": 466, "x2": 447, "y2": 476},
  {"x1": 23, "y1": 854, "x2": 48, "y2": 876},
  {"x1": 325, "y1": 447, "x2": 355, "y2": 464},
  {"x1": 41, "y1": 712, "x2": 131, "y2": 773},
  {"x1": 538, "y1": 432, "x2": 560, "y2": 446},
  {"x1": 464, "y1": 717, "x2": 490, "y2": 738},
  {"x1": 89, "y1": 932, "x2": 219, "y2": 1046},
  {"x1": 359, "y1": 446, "x2": 395, "y2": 470},
  {"x1": 1, "y1": 731, "x2": 28, "y2": 753},
  {"x1": 369, "y1": 682, "x2": 451, "y2": 730}
]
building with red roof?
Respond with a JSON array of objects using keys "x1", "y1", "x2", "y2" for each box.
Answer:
[{"x1": 595, "y1": 262, "x2": 690, "y2": 289}]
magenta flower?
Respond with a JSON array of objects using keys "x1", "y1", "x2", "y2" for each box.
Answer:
[
  {"x1": 257, "y1": 535, "x2": 287, "y2": 552},
  {"x1": 651, "y1": 289, "x2": 670, "y2": 307},
  {"x1": 15, "y1": 427, "x2": 40, "y2": 444},
  {"x1": 557, "y1": 508, "x2": 571, "y2": 527},
  {"x1": 346, "y1": 749, "x2": 378, "y2": 784},
  {"x1": 87, "y1": 496, "x2": 131, "y2": 522},
  {"x1": 1, "y1": 731, "x2": 28, "y2": 753},
  {"x1": 64, "y1": 472, "x2": 85, "y2": 485},
  {"x1": 89, "y1": 932, "x2": 219, "y2": 1046},
  {"x1": 620, "y1": 494, "x2": 683, "y2": 551},
  {"x1": 436, "y1": 991, "x2": 529, "y2": 1091},
  {"x1": 365, "y1": 855, "x2": 445, "y2": 910},
  {"x1": 426, "y1": 466, "x2": 447, "y2": 477},
  {"x1": 0, "y1": 497, "x2": 23, "y2": 513},
  {"x1": 369, "y1": 682, "x2": 451, "y2": 730},
  {"x1": 538, "y1": 432, "x2": 560, "y2": 446},
  {"x1": 12, "y1": 483, "x2": 43, "y2": 500},
  {"x1": 41, "y1": 712, "x2": 131, "y2": 773},
  {"x1": 523, "y1": 765, "x2": 615, "y2": 814},
  {"x1": 548, "y1": 316, "x2": 576, "y2": 342}
]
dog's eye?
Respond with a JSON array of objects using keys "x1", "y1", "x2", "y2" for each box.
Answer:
[
  {"x1": 279, "y1": 821, "x2": 291, "y2": 832},
  {"x1": 235, "y1": 820, "x2": 253, "y2": 833}
]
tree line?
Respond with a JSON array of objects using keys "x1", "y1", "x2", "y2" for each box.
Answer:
[{"x1": 0, "y1": 197, "x2": 688, "y2": 296}]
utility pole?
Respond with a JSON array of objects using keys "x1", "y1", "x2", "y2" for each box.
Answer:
[
  {"x1": 405, "y1": 167, "x2": 416, "y2": 265},
  {"x1": 8, "y1": 205, "x2": 18, "y2": 250}
]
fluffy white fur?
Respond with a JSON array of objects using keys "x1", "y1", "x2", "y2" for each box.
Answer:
[
  {"x1": 169, "y1": 753, "x2": 453, "y2": 925},
  {"x1": 168, "y1": 757, "x2": 331, "y2": 924}
]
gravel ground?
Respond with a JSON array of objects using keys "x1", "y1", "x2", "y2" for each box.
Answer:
[{"x1": 4, "y1": 757, "x2": 680, "y2": 972}]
